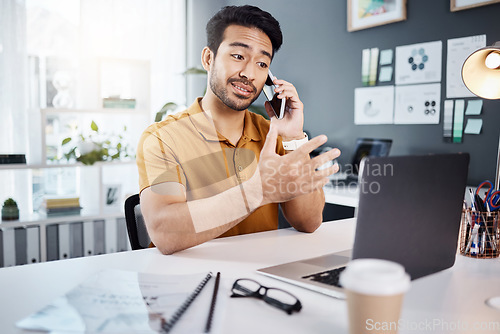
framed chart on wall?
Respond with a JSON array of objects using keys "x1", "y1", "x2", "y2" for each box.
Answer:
[
  {"x1": 450, "y1": 0, "x2": 500, "y2": 11},
  {"x1": 347, "y1": 0, "x2": 407, "y2": 32},
  {"x1": 102, "y1": 183, "x2": 122, "y2": 213}
]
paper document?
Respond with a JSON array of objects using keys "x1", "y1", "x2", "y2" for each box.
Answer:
[
  {"x1": 394, "y1": 83, "x2": 441, "y2": 124},
  {"x1": 453, "y1": 100, "x2": 465, "y2": 143},
  {"x1": 446, "y1": 35, "x2": 486, "y2": 98},
  {"x1": 395, "y1": 41, "x2": 442, "y2": 85},
  {"x1": 379, "y1": 66, "x2": 393, "y2": 82},
  {"x1": 369, "y1": 48, "x2": 379, "y2": 86},
  {"x1": 354, "y1": 86, "x2": 395, "y2": 124},
  {"x1": 465, "y1": 99, "x2": 483, "y2": 115},
  {"x1": 362, "y1": 48, "x2": 370, "y2": 86},
  {"x1": 17, "y1": 269, "x2": 226, "y2": 333},
  {"x1": 464, "y1": 119, "x2": 483, "y2": 134},
  {"x1": 443, "y1": 100, "x2": 454, "y2": 142},
  {"x1": 379, "y1": 49, "x2": 393, "y2": 65}
]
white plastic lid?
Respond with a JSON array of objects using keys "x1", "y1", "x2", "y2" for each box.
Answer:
[
  {"x1": 486, "y1": 296, "x2": 500, "y2": 310},
  {"x1": 339, "y1": 259, "x2": 411, "y2": 296}
]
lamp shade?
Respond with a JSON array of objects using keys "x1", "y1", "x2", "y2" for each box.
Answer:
[{"x1": 462, "y1": 41, "x2": 500, "y2": 100}]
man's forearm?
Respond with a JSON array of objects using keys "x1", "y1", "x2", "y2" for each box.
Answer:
[
  {"x1": 145, "y1": 174, "x2": 264, "y2": 254},
  {"x1": 281, "y1": 188, "x2": 325, "y2": 232},
  {"x1": 143, "y1": 128, "x2": 339, "y2": 254}
]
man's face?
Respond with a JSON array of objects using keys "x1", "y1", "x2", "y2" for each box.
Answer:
[{"x1": 208, "y1": 25, "x2": 273, "y2": 111}]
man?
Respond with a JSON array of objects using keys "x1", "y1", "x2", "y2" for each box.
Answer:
[{"x1": 137, "y1": 5, "x2": 340, "y2": 254}]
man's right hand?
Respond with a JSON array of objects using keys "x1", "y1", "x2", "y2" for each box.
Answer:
[{"x1": 255, "y1": 124, "x2": 340, "y2": 206}]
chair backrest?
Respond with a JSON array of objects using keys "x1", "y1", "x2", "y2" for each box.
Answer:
[{"x1": 124, "y1": 194, "x2": 151, "y2": 250}]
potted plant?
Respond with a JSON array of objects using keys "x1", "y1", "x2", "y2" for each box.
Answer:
[
  {"x1": 2, "y1": 198, "x2": 19, "y2": 221},
  {"x1": 61, "y1": 120, "x2": 132, "y2": 165}
]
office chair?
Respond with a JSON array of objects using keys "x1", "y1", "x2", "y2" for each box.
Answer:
[{"x1": 124, "y1": 194, "x2": 151, "y2": 250}]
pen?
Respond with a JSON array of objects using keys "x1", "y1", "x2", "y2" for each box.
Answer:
[
  {"x1": 484, "y1": 203, "x2": 497, "y2": 256},
  {"x1": 463, "y1": 201, "x2": 471, "y2": 253},
  {"x1": 205, "y1": 272, "x2": 221, "y2": 333},
  {"x1": 469, "y1": 189, "x2": 476, "y2": 210},
  {"x1": 468, "y1": 189, "x2": 477, "y2": 228},
  {"x1": 466, "y1": 223, "x2": 479, "y2": 254},
  {"x1": 480, "y1": 225, "x2": 485, "y2": 255},
  {"x1": 475, "y1": 193, "x2": 497, "y2": 255},
  {"x1": 465, "y1": 189, "x2": 478, "y2": 255},
  {"x1": 469, "y1": 224, "x2": 480, "y2": 255},
  {"x1": 475, "y1": 194, "x2": 486, "y2": 213}
]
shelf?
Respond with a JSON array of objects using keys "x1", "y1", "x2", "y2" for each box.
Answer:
[
  {"x1": 0, "y1": 160, "x2": 136, "y2": 170},
  {"x1": 0, "y1": 210, "x2": 125, "y2": 228},
  {"x1": 41, "y1": 107, "x2": 149, "y2": 115}
]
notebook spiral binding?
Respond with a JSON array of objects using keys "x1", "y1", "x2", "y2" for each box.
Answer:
[{"x1": 162, "y1": 272, "x2": 213, "y2": 333}]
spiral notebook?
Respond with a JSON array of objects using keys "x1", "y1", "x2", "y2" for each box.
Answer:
[
  {"x1": 17, "y1": 269, "x2": 224, "y2": 333},
  {"x1": 162, "y1": 272, "x2": 213, "y2": 333}
]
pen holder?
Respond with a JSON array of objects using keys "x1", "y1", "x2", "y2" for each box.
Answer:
[{"x1": 459, "y1": 209, "x2": 500, "y2": 259}]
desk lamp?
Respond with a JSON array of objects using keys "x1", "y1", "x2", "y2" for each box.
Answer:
[
  {"x1": 462, "y1": 41, "x2": 500, "y2": 190},
  {"x1": 462, "y1": 42, "x2": 500, "y2": 312}
]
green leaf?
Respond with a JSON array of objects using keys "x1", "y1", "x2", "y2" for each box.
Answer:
[
  {"x1": 61, "y1": 137, "x2": 72, "y2": 145},
  {"x1": 154, "y1": 112, "x2": 165, "y2": 122},
  {"x1": 159, "y1": 102, "x2": 177, "y2": 114},
  {"x1": 155, "y1": 102, "x2": 178, "y2": 122},
  {"x1": 90, "y1": 120, "x2": 99, "y2": 132},
  {"x1": 183, "y1": 67, "x2": 207, "y2": 75},
  {"x1": 3, "y1": 198, "x2": 17, "y2": 207}
]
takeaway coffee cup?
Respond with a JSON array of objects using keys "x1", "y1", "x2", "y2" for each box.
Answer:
[{"x1": 339, "y1": 259, "x2": 410, "y2": 334}]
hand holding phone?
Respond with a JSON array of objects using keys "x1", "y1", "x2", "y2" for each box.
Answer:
[{"x1": 262, "y1": 70, "x2": 286, "y2": 119}]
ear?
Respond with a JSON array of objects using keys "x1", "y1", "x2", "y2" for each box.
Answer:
[{"x1": 201, "y1": 47, "x2": 213, "y2": 72}]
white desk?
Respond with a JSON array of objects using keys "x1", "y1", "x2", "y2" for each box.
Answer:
[
  {"x1": 323, "y1": 183, "x2": 359, "y2": 208},
  {"x1": 324, "y1": 172, "x2": 360, "y2": 208},
  {"x1": 1, "y1": 219, "x2": 499, "y2": 333}
]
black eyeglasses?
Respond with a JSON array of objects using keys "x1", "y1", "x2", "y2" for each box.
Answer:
[{"x1": 230, "y1": 278, "x2": 302, "y2": 315}]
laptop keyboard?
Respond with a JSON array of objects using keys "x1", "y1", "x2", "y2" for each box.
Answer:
[{"x1": 301, "y1": 266, "x2": 346, "y2": 288}]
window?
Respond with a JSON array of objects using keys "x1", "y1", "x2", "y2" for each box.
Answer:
[{"x1": 0, "y1": 0, "x2": 186, "y2": 215}]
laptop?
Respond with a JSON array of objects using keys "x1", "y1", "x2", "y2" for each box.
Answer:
[
  {"x1": 332, "y1": 138, "x2": 392, "y2": 184},
  {"x1": 258, "y1": 153, "x2": 470, "y2": 298}
]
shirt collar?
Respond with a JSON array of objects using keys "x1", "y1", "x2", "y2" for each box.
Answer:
[
  {"x1": 186, "y1": 98, "x2": 219, "y2": 141},
  {"x1": 188, "y1": 98, "x2": 262, "y2": 143},
  {"x1": 242, "y1": 108, "x2": 263, "y2": 142}
]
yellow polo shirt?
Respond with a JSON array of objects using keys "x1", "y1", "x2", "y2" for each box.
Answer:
[{"x1": 136, "y1": 98, "x2": 285, "y2": 238}]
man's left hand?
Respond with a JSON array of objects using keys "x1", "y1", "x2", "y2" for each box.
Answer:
[{"x1": 264, "y1": 77, "x2": 305, "y2": 141}]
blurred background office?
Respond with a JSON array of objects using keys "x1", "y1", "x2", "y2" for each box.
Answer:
[
  {"x1": 1, "y1": 0, "x2": 499, "y2": 265},
  {"x1": 187, "y1": 0, "x2": 500, "y2": 186}
]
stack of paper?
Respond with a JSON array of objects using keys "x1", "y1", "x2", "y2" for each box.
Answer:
[{"x1": 42, "y1": 196, "x2": 82, "y2": 216}]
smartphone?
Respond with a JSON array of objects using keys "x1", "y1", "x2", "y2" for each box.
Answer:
[{"x1": 262, "y1": 70, "x2": 286, "y2": 119}]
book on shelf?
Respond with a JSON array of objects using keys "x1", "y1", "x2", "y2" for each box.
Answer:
[
  {"x1": 43, "y1": 196, "x2": 80, "y2": 209},
  {"x1": 44, "y1": 206, "x2": 82, "y2": 216},
  {"x1": 102, "y1": 97, "x2": 136, "y2": 109},
  {"x1": 42, "y1": 196, "x2": 82, "y2": 216},
  {"x1": 0, "y1": 154, "x2": 26, "y2": 164}
]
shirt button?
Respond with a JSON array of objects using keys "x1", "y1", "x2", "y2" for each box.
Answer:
[{"x1": 238, "y1": 166, "x2": 243, "y2": 171}]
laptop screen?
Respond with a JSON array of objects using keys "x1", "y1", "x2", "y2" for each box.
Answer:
[
  {"x1": 350, "y1": 138, "x2": 392, "y2": 176},
  {"x1": 353, "y1": 153, "x2": 470, "y2": 279}
]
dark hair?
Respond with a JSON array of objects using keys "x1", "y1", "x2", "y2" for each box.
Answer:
[{"x1": 206, "y1": 5, "x2": 283, "y2": 58}]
